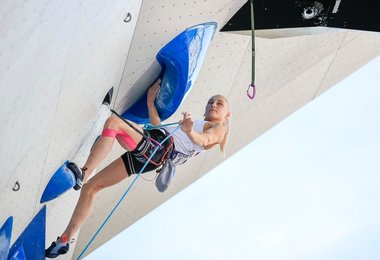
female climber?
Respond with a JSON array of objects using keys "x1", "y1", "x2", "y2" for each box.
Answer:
[{"x1": 45, "y1": 79, "x2": 231, "y2": 258}]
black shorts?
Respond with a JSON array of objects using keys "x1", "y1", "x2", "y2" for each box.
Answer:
[{"x1": 121, "y1": 129, "x2": 173, "y2": 177}]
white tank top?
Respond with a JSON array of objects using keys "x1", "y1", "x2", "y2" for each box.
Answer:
[{"x1": 162, "y1": 120, "x2": 206, "y2": 165}]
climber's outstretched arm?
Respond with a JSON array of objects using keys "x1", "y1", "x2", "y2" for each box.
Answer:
[{"x1": 147, "y1": 79, "x2": 162, "y2": 126}]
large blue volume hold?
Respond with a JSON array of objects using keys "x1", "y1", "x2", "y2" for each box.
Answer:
[
  {"x1": 0, "y1": 216, "x2": 13, "y2": 260},
  {"x1": 8, "y1": 206, "x2": 46, "y2": 260},
  {"x1": 40, "y1": 161, "x2": 76, "y2": 203},
  {"x1": 122, "y1": 22, "x2": 217, "y2": 124}
]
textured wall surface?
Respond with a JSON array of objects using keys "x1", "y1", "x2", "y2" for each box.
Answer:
[
  {"x1": 0, "y1": 0, "x2": 379, "y2": 259},
  {"x1": 0, "y1": 0, "x2": 142, "y2": 258}
]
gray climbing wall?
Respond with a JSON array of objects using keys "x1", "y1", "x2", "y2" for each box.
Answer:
[
  {"x1": 0, "y1": 0, "x2": 142, "y2": 258},
  {"x1": 1, "y1": 0, "x2": 380, "y2": 259}
]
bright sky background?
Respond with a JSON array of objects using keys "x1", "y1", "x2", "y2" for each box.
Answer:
[{"x1": 86, "y1": 55, "x2": 380, "y2": 260}]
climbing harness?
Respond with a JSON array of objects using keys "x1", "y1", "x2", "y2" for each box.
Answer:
[
  {"x1": 77, "y1": 107, "x2": 181, "y2": 259},
  {"x1": 139, "y1": 132, "x2": 174, "y2": 167},
  {"x1": 247, "y1": 0, "x2": 257, "y2": 100}
]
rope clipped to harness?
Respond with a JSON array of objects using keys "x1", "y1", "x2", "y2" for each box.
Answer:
[{"x1": 247, "y1": 0, "x2": 257, "y2": 100}]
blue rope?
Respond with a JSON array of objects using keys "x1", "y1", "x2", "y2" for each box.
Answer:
[
  {"x1": 143, "y1": 121, "x2": 181, "y2": 130},
  {"x1": 77, "y1": 124, "x2": 181, "y2": 259}
]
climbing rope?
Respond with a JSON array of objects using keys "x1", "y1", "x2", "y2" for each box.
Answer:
[
  {"x1": 143, "y1": 121, "x2": 181, "y2": 130},
  {"x1": 140, "y1": 122, "x2": 181, "y2": 182},
  {"x1": 77, "y1": 107, "x2": 181, "y2": 259},
  {"x1": 247, "y1": 0, "x2": 257, "y2": 100}
]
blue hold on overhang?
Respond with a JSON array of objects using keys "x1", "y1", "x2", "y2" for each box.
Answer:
[
  {"x1": 122, "y1": 22, "x2": 217, "y2": 124},
  {"x1": 40, "y1": 161, "x2": 76, "y2": 203}
]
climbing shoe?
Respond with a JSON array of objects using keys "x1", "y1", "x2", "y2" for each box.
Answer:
[
  {"x1": 45, "y1": 237, "x2": 69, "y2": 258},
  {"x1": 67, "y1": 162, "x2": 84, "y2": 191}
]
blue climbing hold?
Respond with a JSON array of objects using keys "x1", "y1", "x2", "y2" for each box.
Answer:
[
  {"x1": 0, "y1": 216, "x2": 13, "y2": 260},
  {"x1": 8, "y1": 206, "x2": 46, "y2": 260},
  {"x1": 40, "y1": 161, "x2": 76, "y2": 203},
  {"x1": 8, "y1": 245, "x2": 26, "y2": 260},
  {"x1": 122, "y1": 22, "x2": 217, "y2": 124}
]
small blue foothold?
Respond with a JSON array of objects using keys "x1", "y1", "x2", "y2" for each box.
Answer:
[{"x1": 40, "y1": 161, "x2": 76, "y2": 203}]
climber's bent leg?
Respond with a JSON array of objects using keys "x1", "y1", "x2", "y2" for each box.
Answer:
[
  {"x1": 101, "y1": 128, "x2": 138, "y2": 151},
  {"x1": 81, "y1": 116, "x2": 143, "y2": 181}
]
